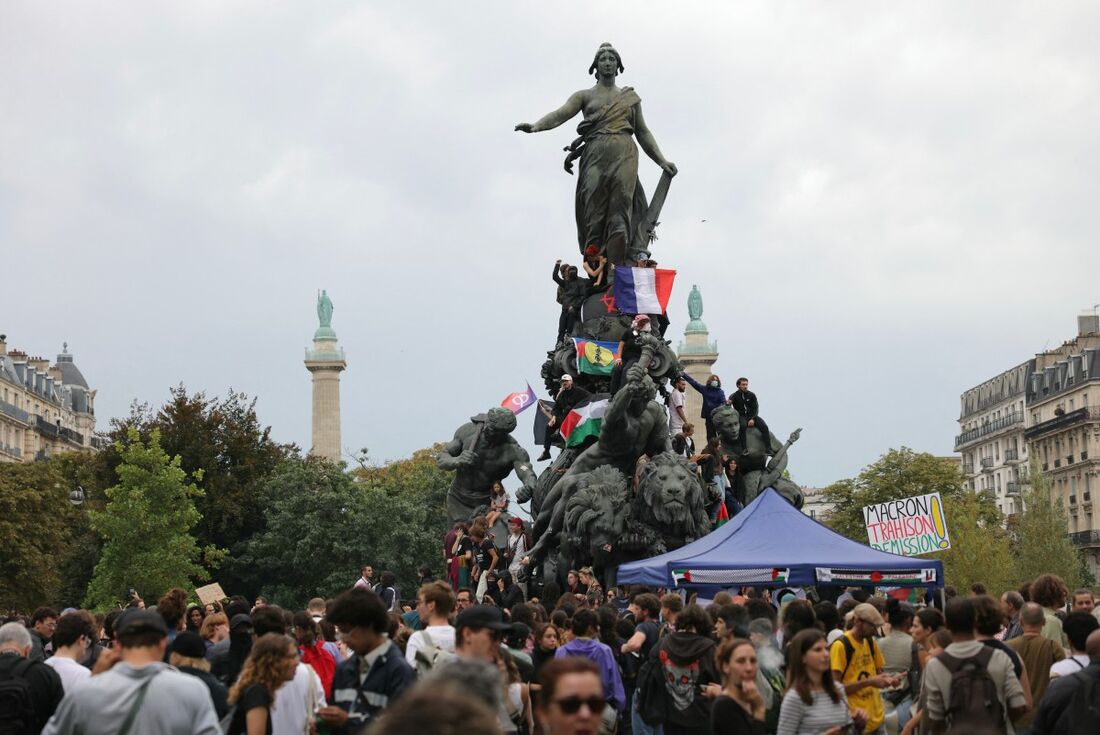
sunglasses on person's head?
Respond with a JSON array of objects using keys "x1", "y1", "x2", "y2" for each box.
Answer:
[{"x1": 553, "y1": 696, "x2": 606, "y2": 715}]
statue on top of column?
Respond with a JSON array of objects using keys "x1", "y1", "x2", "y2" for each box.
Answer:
[{"x1": 515, "y1": 42, "x2": 678, "y2": 265}]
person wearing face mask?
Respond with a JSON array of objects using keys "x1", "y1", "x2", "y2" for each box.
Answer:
[
  {"x1": 609, "y1": 314, "x2": 653, "y2": 395},
  {"x1": 681, "y1": 373, "x2": 727, "y2": 441}
]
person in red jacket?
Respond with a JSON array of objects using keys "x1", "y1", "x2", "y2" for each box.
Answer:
[{"x1": 292, "y1": 611, "x2": 335, "y2": 700}]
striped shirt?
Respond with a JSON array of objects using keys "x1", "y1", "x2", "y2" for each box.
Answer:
[{"x1": 776, "y1": 684, "x2": 852, "y2": 735}]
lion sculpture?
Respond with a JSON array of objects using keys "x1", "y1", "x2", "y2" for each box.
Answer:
[
  {"x1": 560, "y1": 465, "x2": 633, "y2": 588},
  {"x1": 633, "y1": 451, "x2": 710, "y2": 551}
]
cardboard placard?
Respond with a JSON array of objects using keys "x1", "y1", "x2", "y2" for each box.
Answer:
[
  {"x1": 195, "y1": 582, "x2": 227, "y2": 606},
  {"x1": 862, "y1": 492, "x2": 951, "y2": 555}
]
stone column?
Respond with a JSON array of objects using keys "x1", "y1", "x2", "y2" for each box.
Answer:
[
  {"x1": 305, "y1": 333, "x2": 347, "y2": 462},
  {"x1": 677, "y1": 285, "x2": 719, "y2": 428}
]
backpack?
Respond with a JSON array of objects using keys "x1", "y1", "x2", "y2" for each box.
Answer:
[
  {"x1": 938, "y1": 647, "x2": 1007, "y2": 733},
  {"x1": 831, "y1": 634, "x2": 880, "y2": 680},
  {"x1": 1054, "y1": 669, "x2": 1100, "y2": 735},
  {"x1": 413, "y1": 631, "x2": 454, "y2": 677},
  {"x1": 0, "y1": 657, "x2": 35, "y2": 735}
]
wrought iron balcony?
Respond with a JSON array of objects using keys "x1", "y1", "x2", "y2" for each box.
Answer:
[
  {"x1": 0, "y1": 444, "x2": 22, "y2": 459},
  {"x1": 962, "y1": 463, "x2": 975, "y2": 475},
  {"x1": 34, "y1": 415, "x2": 58, "y2": 438},
  {"x1": 1006, "y1": 481, "x2": 1020, "y2": 496},
  {"x1": 1070, "y1": 530, "x2": 1100, "y2": 547},
  {"x1": 955, "y1": 411, "x2": 1026, "y2": 448},
  {"x1": 981, "y1": 457, "x2": 995, "y2": 470},
  {"x1": 1004, "y1": 448, "x2": 1020, "y2": 462},
  {"x1": 59, "y1": 426, "x2": 84, "y2": 446},
  {"x1": 1025, "y1": 406, "x2": 1100, "y2": 441},
  {"x1": 0, "y1": 399, "x2": 30, "y2": 423}
]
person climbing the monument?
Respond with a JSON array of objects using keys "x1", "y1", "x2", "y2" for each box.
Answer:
[
  {"x1": 681, "y1": 372, "x2": 727, "y2": 440},
  {"x1": 538, "y1": 374, "x2": 591, "y2": 461},
  {"x1": 552, "y1": 259, "x2": 586, "y2": 345},
  {"x1": 516, "y1": 43, "x2": 678, "y2": 265},
  {"x1": 609, "y1": 314, "x2": 652, "y2": 395},
  {"x1": 582, "y1": 246, "x2": 609, "y2": 294},
  {"x1": 731, "y1": 377, "x2": 770, "y2": 453}
]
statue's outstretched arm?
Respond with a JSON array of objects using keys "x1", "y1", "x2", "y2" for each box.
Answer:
[
  {"x1": 761, "y1": 428, "x2": 802, "y2": 487},
  {"x1": 515, "y1": 91, "x2": 585, "y2": 133},
  {"x1": 633, "y1": 104, "x2": 677, "y2": 175}
]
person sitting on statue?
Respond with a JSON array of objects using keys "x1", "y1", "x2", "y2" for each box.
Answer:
[
  {"x1": 681, "y1": 373, "x2": 727, "y2": 441},
  {"x1": 609, "y1": 314, "x2": 652, "y2": 395},
  {"x1": 671, "y1": 421, "x2": 696, "y2": 459},
  {"x1": 582, "y1": 245, "x2": 608, "y2": 294},
  {"x1": 538, "y1": 374, "x2": 591, "y2": 462},
  {"x1": 552, "y1": 259, "x2": 586, "y2": 345},
  {"x1": 486, "y1": 481, "x2": 509, "y2": 528},
  {"x1": 723, "y1": 457, "x2": 746, "y2": 517},
  {"x1": 730, "y1": 377, "x2": 770, "y2": 453}
]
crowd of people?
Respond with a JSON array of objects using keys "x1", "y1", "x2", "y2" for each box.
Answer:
[{"x1": 3, "y1": 570, "x2": 1100, "y2": 734}]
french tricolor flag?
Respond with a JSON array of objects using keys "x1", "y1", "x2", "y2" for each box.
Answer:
[{"x1": 613, "y1": 267, "x2": 676, "y2": 314}]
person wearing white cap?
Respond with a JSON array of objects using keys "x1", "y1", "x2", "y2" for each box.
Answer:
[{"x1": 538, "y1": 374, "x2": 590, "y2": 461}]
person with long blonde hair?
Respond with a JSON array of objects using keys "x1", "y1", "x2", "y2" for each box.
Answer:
[{"x1": 226, "y1": 633, "x2": 299, "y2": 735}]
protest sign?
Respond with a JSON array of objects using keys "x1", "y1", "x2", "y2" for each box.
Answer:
[
  {"x1": 862, "y1": 492, "x2": 951, "y2": 555},
  {"x1": 195, "y1": 582, "x2": 227, "y2": 607}
]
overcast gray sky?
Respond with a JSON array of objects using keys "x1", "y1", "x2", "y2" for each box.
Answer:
[{"x1": 4, "y1": 2, "x2": 1098, "y2": 487}]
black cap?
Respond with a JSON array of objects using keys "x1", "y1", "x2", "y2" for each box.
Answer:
[
  {"x1": 455, "y1": 604, "x2": 513, "y2": 632},
  {"x1": 229, "y1": 613, "x2": 253, "y2": 632},
  {"x1": 171, "y1": 631, "x2": 206, "y2": 658},
  {"x1": 115, "y1": 609, "x2": 168, "y2": 637}
]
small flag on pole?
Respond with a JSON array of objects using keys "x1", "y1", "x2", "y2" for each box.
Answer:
[{"x1": 501, "y1": 383, "x2": 537, "y2": 415}]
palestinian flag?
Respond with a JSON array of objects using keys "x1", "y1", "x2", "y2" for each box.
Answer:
[
  {"x1": 771, "y1": 568, "x2": 790, "y2": 583},
  {"x1": 572, "y1": 337, "x2": 618, "y2": 376},
  {"x1": 715, "y1": 503, "x2": 730, "y2": 527},
  {"x1": 559, "y1": 394, "x2": 610, "y2": 448},
  {"x1": 671, "y1": 569, "x2": 692, "y2": 584}
]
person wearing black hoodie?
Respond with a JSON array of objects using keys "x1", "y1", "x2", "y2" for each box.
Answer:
[
  {"x1": 640, "y1": 604, "x2": 721, "y2": 734},
  {"x1": 210, "y1": 613, "x2": 253, "y2": 687}
]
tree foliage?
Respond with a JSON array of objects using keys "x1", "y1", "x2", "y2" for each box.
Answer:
[
  {"x1": 84, "y1": 429, "x2": 223, "y2": 609},
  {"x1": 233, "y1": 448, "x2": 450, "y2": 608},
  {"x1": 106, "y1": 386, "x2": 292, "y2": 581},
  {"x1": 823, "y1": 448, "x2": 969, "y2": 541},
  {"x1": 0, "y1": 462, "x2": 79, "y2": 611},
  {"x1": 1013, "y1": 468, "x2": 1091, "y2": 587},
  {"x1": 939, "y1": 491, "x2": 1017, "y2": 595}
]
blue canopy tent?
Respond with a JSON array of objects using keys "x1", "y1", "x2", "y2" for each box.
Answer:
[{"x1": 616, "y1": 488, "x2": 944, "y2": 590}]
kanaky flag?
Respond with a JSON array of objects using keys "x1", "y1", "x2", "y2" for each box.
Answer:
[
  {"x1": 613, "y1": 267, "x2": 676, "y2": 314},
  {"x1": 572, "y1": 337, "x2": 618, "y2": 376},
  {"x1": 559, "y1": 393, "x2": 610, "y2": 447},
  {"x1": 501, "y1": 383, "x2": 537, "y2": 415}
]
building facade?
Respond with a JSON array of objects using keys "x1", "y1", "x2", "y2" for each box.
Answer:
[
  {"x1": 1024, "y1": 312, "x2": 1100, "y2": 578},
  {"x1": 0, "y1": 335, "x2": 99, "y2": 463},
  {"x1": 800, "y1": 486, "x2": 836, "y2": 523},
  {"x1": 955, "y1": 361, "x2": 1033, "y2": 516}
]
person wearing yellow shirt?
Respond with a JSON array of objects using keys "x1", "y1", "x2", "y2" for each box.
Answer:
[{"x1": 830, "y1": 603, "x2": 904, "y2": 735}]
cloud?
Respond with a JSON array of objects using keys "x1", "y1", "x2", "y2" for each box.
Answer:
[{"x1": 2, "y1": 2, "x2": 1098, "y2": 486}]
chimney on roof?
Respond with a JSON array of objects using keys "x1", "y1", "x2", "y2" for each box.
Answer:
[
  {"x1": 0, "y1": 334, "x2": 6, "y2": 356},
  {"x1": 1079, "y1": 309, "x2": 1100, "y2": 337}
]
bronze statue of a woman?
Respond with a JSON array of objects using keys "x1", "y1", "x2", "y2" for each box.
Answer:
[{"x1": 515, "y1": 43, "x2": 677, "y2": 264}]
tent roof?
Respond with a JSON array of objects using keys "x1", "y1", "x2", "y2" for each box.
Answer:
[{"x1": 616, "y1": 488, "x2": 944, "y2": 589}]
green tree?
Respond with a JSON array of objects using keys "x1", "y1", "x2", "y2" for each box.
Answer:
[
  {"x1": 1013, "y1": 468, "x2": 1090, "y2": 588},
  {"x1": 0, "y1": 462, "x2": 79, "y2": 611},
  {"x1": 107, "y1": 386, "x2": 292, "y2": 585},
  {"x1": 939, "y1": 491, "x2": 1017, "y2": 595},
  {"x1": 84, "y1": 429, "x2": 222, "y2": 609},
  {"x1": 233, "y1": 448, "x2": 450, "y2": 608},
  {"x1": 823, "y1": 448, "x2": 968, "y2": 541}
]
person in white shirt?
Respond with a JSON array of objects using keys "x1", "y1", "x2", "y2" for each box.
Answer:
[
  {"x1": 505, "y1": 518, "x2": 529, "y2": 594},
  {"x1": 353, "y1": 564, "x2": 374, "y2": 590},
  {"x1": 44, "y1": 612, "x2": 93, "y2": 695},
  {"x1": 1049, "y1": 611, "x2": 1099, "y2": 678},
  {"x1": 667, "y1": 377, "x2": 687, "y2": 436},
  {"x1": 406, "y1": 581, "x2": 457, "y2": 668}
]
